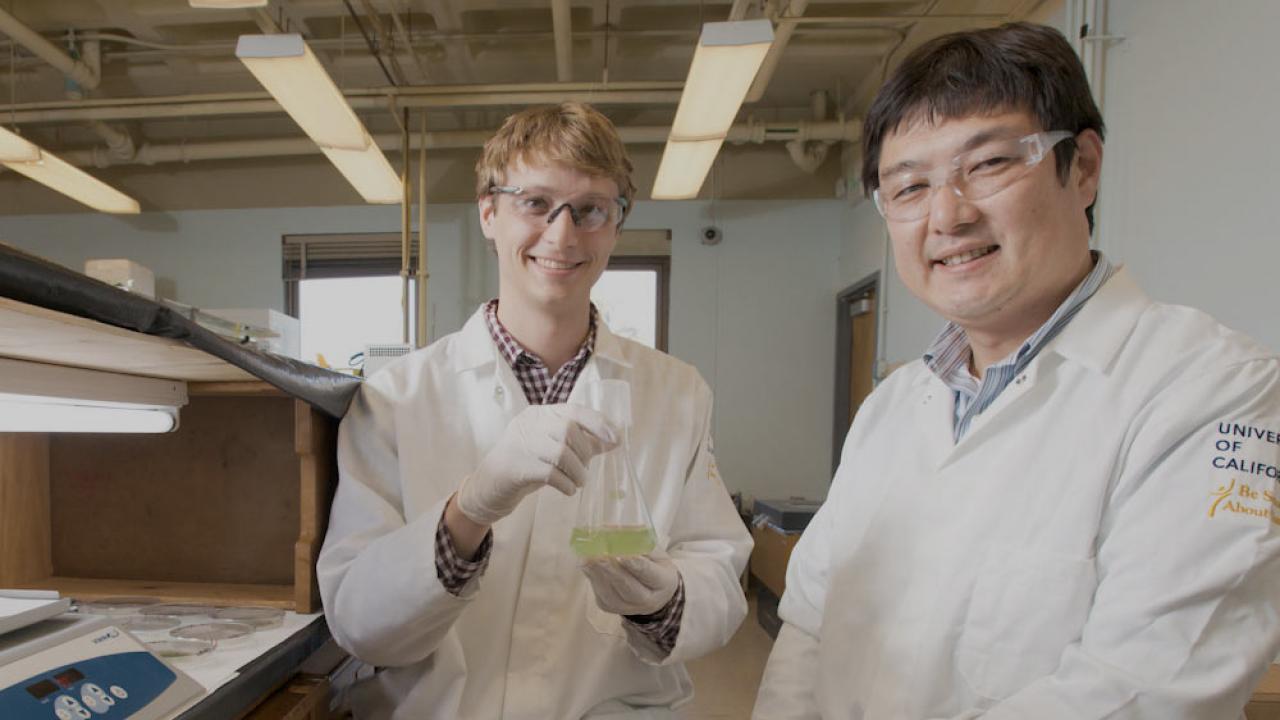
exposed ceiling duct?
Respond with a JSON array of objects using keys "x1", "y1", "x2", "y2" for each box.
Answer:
[{"x1": 0, "y1": 0, "x2": 1046, "y2": 207}]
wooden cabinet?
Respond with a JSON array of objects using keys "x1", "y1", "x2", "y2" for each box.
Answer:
[
  {"x1": 1248, "y1": 665, "x2": 1280, "y2": 720},
  {"x1": 244, "y1": 675, "x2": 331, "y2": 720},
  {"x1": 0, "y1": 298, "x2": 338, "y2": 612},
  {"x1": 750, "y1": 523, "x2": 801, "y2": 598}
]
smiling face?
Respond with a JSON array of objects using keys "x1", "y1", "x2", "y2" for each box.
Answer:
[
  {"x1": 879, "y1": 109, "x2": 1102, "y2": 348},
  {"x1": 479, "y1": 157, "x2": 620, "y2": 323}
]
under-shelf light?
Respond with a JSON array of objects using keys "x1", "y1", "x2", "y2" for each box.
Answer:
[
  {"x1": 652, "y1": 20, "x2": 774, "y2": 200},
  {"x1": 0, "y1": 126, "x2": 141, "y2": 214},
  {"x1": 236, "y1": 34, "x2": 402, "y2": 204},
  {"x1": 0, "y1": 358, "x2": 186, "y2": 433}
]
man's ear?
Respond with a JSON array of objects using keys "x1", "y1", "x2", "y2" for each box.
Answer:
[
  {"x1": 1073, "y1": 129, "x2": 1104, "y2": 206},
  {"x1": 478, "y1": 195, "x2": 496, "y2": 239}
]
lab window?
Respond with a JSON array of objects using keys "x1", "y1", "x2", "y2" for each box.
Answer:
[
  {"x1": 597, "y1": 258, "x2": 669, "y2": 352},
  {"x1": 293, "y1": 275, "x2": 419, "y2": 372}
]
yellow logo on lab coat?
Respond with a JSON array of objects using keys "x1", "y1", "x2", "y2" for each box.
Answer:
[
  {"x1": 1208, "y1": 478, "x2": 1280, "y2": 524},
  {"x1": 1208, "y1": 479, "x2": 1236, "y2": 518}
]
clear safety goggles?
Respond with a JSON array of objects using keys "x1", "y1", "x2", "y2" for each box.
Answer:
[
  {"x1": 872, "y1": 130, "x2": 1076, "y2": 222},
  {"x1": 489, "y1": 185, "x2": 629, "y2": 232}
]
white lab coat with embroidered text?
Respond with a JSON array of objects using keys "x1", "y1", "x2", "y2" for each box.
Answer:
[{"x1": 754, "y1": 268, "x2": 1280, "y2": 719}]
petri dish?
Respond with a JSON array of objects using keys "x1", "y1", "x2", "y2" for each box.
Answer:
[
  {"x1": 77, "y1": 597, "x2": 160, "y2": 616},
  {"x1": 146, "y1": 638, "x2": 215, "y2": 659},
  {"x1": 170, "y1": 621, "x2": 255, "y2": 643},
  {"x1": 213, "y1": 606, "x2": 285, "y2": 630},
  {"x1": 140, "y1": 603, "x2": 218, "y2": 617},
  {"x1": 116, "y1": 614, "x2": 182, "y2": 633}
]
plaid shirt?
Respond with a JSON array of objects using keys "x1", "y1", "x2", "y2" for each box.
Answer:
[{"x1": 436, "y1": 300, "x2": 684, "y2": 654}]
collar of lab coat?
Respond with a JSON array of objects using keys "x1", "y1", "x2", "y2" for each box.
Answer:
[
  {"x1": 451, "y1": 303, "x2": 634, "y2": 374},
  {"x1": 1044, "y1": 265, "x2": 1151, "y2": 375}
]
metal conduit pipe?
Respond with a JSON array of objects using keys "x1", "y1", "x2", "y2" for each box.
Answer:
[
  {"x1": 746, "y1": 0, "x2": 809, "y2": 103},
  {"x1": 416, "y1": 112, "x2": 429, "y2": 348},
  {"x1": 0, "y1": 6, "x2": 100, "y2": 89},
  {"x1": 2, "y1": 81, "x2": 683, "y2": 110},
  {"x1": 0, "y1": 86, "x2": 687, "y2": 124},
  {"x1": 551, "y1": 0, "x2": 573, "y2": 82},
  {"x1": 61, "y1": 119, "x2": 860, "y2": 169},
  {"x1": 389, "y1": 0, "x2": 430, "y2": 83}
]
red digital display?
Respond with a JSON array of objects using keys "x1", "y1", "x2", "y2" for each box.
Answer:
[
  {"x1": 53, "y1": 668, "x2": 84, "y2": 688},
  {"x1": 25, "y1": 679, "x2": 58, "y2": 700}
]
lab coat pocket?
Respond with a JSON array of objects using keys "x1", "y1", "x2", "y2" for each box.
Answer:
[{"x1": 956, "y1": 544, "x2": 1097, "y2": 700}]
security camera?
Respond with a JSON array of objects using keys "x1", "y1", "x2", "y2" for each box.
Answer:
[{"x1": 701, "y1": 226, "x2": 722, "y2": 245}]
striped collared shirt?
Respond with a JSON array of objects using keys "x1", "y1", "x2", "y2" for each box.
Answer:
[
  {"x1": 924, "y1": 251, "x2": 1117, "y2": 441},
  {"x1": 436, "y1": 300, "x2": 684, "y2": 654}
]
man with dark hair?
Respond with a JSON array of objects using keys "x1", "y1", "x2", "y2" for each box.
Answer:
[{"x1": 753, "y1": 22, "x2": 1280, "y2": 719}]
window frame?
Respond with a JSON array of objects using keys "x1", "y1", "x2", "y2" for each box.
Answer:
[{"x1": 602, "y1": 255, "x2": 670, "y2": 352}]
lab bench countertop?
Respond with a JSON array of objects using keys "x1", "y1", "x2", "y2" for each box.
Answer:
[{"x1": 171, "y1": 613, "x2": 330, "y2": 720}]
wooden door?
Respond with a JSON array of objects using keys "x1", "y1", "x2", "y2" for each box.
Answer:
[{"x1": 848, "y1": 290, "x2": 877, "y2": 424}]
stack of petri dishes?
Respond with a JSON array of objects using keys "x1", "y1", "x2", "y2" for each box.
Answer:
[{"x1": 74, "y1": 596, "x2": 286, "y2": 660}]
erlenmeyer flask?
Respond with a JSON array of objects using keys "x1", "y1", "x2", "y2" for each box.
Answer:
[{"x1": 568, "y1": 379, "x2": 657, "y2": 558}]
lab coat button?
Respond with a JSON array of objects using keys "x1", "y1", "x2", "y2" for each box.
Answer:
[{"x1": 494, "y1": 386, "x2": 504, "y2": 398}]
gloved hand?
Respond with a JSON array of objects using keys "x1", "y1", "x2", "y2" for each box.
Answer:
[
  {"x1": 581, "y1": 551, "x2": 680, "y2": 617},
  {"x1": 455, "y1": 404, "x2": 617, "y2": 526}
]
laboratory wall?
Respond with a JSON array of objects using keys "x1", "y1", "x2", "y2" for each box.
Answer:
[
  {"x1": 0, "y1": 198, "x2": 843, "y2": 503},
  {"x1": 838, "y1": 0, "x2": 1280, "y2": 383},
  {"x1": 1092, "y1": 0, "x2": 1280, "y2": 350}
]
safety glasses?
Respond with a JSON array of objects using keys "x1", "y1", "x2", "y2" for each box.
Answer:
[{"x1": 873, "y1": 130, "x2": 1076, "y2": 222}]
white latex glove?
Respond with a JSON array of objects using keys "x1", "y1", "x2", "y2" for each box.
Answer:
[
  {"x1": 455, "y1": 404, "x2": 617, "y2": 526},
  {"x1": 581, "y1": 551, "x2": 680, "y2": 617}
]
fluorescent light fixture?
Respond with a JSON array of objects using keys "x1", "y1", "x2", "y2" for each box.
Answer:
[
  {"x1": 0, "y1": 126, "x2": 140, "y2": 214},
  {"x1": 652, "y1": 20, "x2": 774, "y2": 200},
  {"x1": 320, "y1": 145, "x2": 404, "y2": 204},
  {"x1": 190, "y1": 0, "x2": 268, "y2": 8},
  {"x1": 0, "y1": 358, "x2": 186, "y2": 433},
  {"x1": 236, "y1": 34, "x2": 402, "y2": 204},
  {"x1": 0, "y1": 127, "x2": 40, "y2": 163},
  {"x1": 0, "y1": 400, "x2": 177, "y2": 433},
  {"x1": 652, "y1": 139, "x2": 725, "y2": 201}
]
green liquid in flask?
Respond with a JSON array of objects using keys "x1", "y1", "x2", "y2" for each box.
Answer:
[{"x1": 570, "y1": 526, "x2": 657, "y2": 558}]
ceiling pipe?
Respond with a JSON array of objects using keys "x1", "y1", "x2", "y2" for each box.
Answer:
[
  {"x1": 0, "y1": 84, "x2": 687, "y2": 124},
  {"x1": 551, "y1": 0, "x2": 573, "y2": 82},
  {"x1": 0, "y1": 6, "x2": 100, "y2": 89},
  {"x1": 0, "y1": 19, "x2": 135, "y2": 160},
  {"x1": 70, "y1": 41, "x2": 138, "y2": 163},
  {"x1": 745, "y1": 0, "x2": 808, "y2": 103},
  {"x1": 785, "y1": 90, "x2": 834, "y2": 173},
  {"x1": 58, "y1": 119, "x2": 859, "y2": 169},
  {"x1": 87, "y1": 120, "x2": 137, "y2": 162},
  {"x1": 389, "y1": 0, "x2": 430, "y2": 83},
  {"x1": 250, "y1": 8, "x2": 283, "y2": 33},
  {"x1": 727, "y1": 0, "x2": 757, "y2": 21}
]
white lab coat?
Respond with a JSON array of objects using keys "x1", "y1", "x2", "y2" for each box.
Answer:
[
  {"x1": 754, "y1": 268, "x2": 1280, "y2": 719},
  {"x1": 318, "y1": 307, "x2": 752, "y2": 720}
]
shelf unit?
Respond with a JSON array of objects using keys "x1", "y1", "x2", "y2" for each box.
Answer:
[{"x1": 0, "y1": 298, "x2": 337, "y2": 612}]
